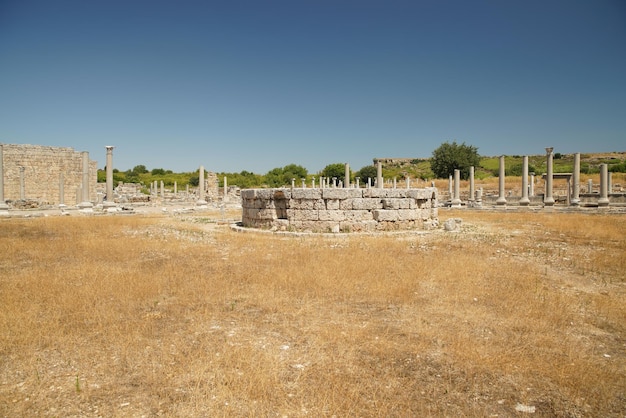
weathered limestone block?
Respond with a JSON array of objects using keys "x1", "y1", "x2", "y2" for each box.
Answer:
[
  {"x1": 318, "y1": 210, "x2": 346, "y2": 222},
  {"x1": 397, "y1": 209, "x2": 419, "y2": 221},
  {"x1": 286, "y1": 209, "x2": 319, "y2": 221},
  {"x1": 340, "y1": 220, "x2": 377, "y2": 232},
  {"x1": 364, "y1": 189, "x2": 408, "y2": 198},
  {"x1": 288, "y1": 198, "x2": 325, "y2": 210},
  {"x1": 273, "y1": 189, "x2": 291, "y2": 200},
  {"x1": 240, "y1": 189, "x2": 257, "y2": 199},
  {"x1": 410, "y1": 199, "x2": 430, "y2": 209},
  {"x1": 257, "y1": 208, "x2": 279, "y2": 220},
  {"x1": 291, "y1": 188, "x2": 323, "y2": 199},
  {"x1": 339, "y1": 199, "x2": 354, "y2": 210},
  {"x1": 326, "y1": 199, "x2": 340, "y2": 210},
  {"x1": 407, "y1": 188, "x2": 436, "y2": 200},
  {"x1": 372, "y1": 210, "x2": 399, "y2": 221},
  {"x1": 352, "y1": 198, "x2": 383, "y2": 210},
  {"x1": 322, "y1": 188, "x2": 362, "y2": 199},
  {"x1": 382, "y1": 198, "x2": 413, "y2": 210},
  {"x1": 344, "y1": 210, "x2": 374, "y2": 221}
]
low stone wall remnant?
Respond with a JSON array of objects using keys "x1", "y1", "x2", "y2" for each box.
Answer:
[{"x1": 242, "y1": 187, "x2": 438, "y2": 232}]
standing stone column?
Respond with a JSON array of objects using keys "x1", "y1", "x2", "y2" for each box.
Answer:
[
  {"x1": 598, "y1": 163, "x2": 609, "y2": 207},
  {"x1": 608, "y1": 172, "x2": 613, "y2": 194},
  {"x1": 224, "y1": 176, "x2": 228, "y2": 202},
  {"x1": 451, "y1": 169, "x2": 462, "y2": 207},
  {"x1": 519, "y1": 156, "x2": 530, "y2": 206},
  {"x1": 0, "y1": 144, "x2": 8, "y2": 213},
  {"x1": 174, "y1": 181, "x2": 177, "y2": 197},
  {"x1": 160, "y1": 181, "x2": 164, "y2": 199},
  {"x1": 572, "y1": 152, "x2": 580, "y2": 205},
  {"x1": 59, "y1": 173, "x2": 65, "y2": 208},
  {"x1": 19, "y1": 167, "x2": 25, "y2": 200},
  {"x1": 448, "y1": 175, "x2": 453, "y2": 198},
  {"x1": 344, "y1": 163, "x2": 350, "y2": 188},
  {"x1": 497, "y1": 155, "x2": 507, "y2": 205},
  {"x1": 530, "y1": 173, "x2": 535, "y2": 197},
  {"x1": 587, "y1": 179, "x2": 593, "y2": 193},
  {"x1": 104, "y1": 146, "x2": 115, "y2": 208},
  {"x1": 78, "y1": 151, "x2": 93, "y2": 211},
  {"x1": 376, "y1": 161, "x2": 383, "y2": 189},
  {"x1": 469, "y1": 166, "x2": 475, "y2": 205},
  {"x1": 197, "y1": 166, "x2": 207, "y2": 206},
  {"x1": 544, "y1": 147, "x2": 555, "y2": 206}
]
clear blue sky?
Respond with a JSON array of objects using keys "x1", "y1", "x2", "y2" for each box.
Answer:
[{"x1": 1, "y1": 0, "x2": 624, "y2": 174}]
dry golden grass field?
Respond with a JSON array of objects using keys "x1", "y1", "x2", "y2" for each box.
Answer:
[{"x1": 1, "y1": 208, "x2": 625, "y2": 417}]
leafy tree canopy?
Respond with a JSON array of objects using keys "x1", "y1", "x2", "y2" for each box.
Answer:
[
  {"x1": 132, "y1": 165, "x2": 149, "y2": 174},
  {"x1": 264, "y1": 164, "x2": 308, "y2": 187},
  {"x1": 355, "y1": 165, "x2": 377, "y2": 184},
  {"x1": 321, "y1": 163, "x2": 349, "y2": 181},
  {"x1": 430, "y1": 141, "x2": 480, "y2": 180}
]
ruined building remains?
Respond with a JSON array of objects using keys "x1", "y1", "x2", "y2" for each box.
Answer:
[
  {"x1": 242, "y1": 187, "x2": 438, "y2": 233},
  {"x1": 1, "y1": 144, "x2": 97, "y2": 206}
]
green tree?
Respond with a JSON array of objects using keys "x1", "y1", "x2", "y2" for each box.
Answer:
[
  {"x1": 264, "y1": 164, "x2": 308, "y2": 187},
  {"x1": 430, "y1": 141, "x2": 480, "y2": 179},
  {"x1": 151, "y1": 168, "x2": 166, "y2": 175},
  {"x1": 355, "y1": 165, "x2": 377, "y2": 184},
  {"x1": 220, "y1": 171, "x2": 263, "y2": 188},
  {"x1": 132, "y1": 165, "x2": 149, "y2": 174},
  {"x1": 321, "y1": 163, "x2": 349, "y2": 182}
]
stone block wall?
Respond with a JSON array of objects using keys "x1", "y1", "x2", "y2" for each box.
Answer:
[
  {"x1": 2, "y1": 144, "x2": 97, "y2": 205},
  {"x1": 242, "y1": 187, "x2": 438, "y2": 232}
]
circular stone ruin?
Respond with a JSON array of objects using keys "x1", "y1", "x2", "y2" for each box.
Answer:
[{"x1": 241, "y1": 187, "x2": 439, "y2": 233}]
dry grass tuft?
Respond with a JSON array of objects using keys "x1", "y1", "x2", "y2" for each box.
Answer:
[{"x1": 1, "y1": 210, "x2": 624, "y2": 417}]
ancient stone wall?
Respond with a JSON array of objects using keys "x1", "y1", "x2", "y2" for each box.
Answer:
[
  {"x1": 242, "y1": 187, "x2": 438, "y2": 232},
  {"x1": 2, "y1": 144, "x2": 97, "y2": 205}
]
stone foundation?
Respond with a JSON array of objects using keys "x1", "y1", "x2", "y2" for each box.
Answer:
[{"x1": 242, "y1": 187, "x2": 438, "y2": 232}]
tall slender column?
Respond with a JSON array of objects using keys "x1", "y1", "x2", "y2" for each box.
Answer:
[
  {"x1": 530, "y1": 173, "x2": 535, "y2": 196},
  {"x1": 451, "y1": 169, "x2": 462, "y2": 207},
  {"x1": 544, "y1": 147, "x2": 555, "y2": 206},
  {"x1": 497, "y1": 155, "x2": 507, "y2": 205},
  {"x1": 376, "y1": 161, "x2": 383, "y2": 189},
  {"x1": 19, "y1": 167, "x2": 25, "y2": 200},
  {"x1": 224, "y1": 176, "x2": 228, "y2": 202},
  {"x1": 0, "y1": 145, "x2": 7, "y2": 213},
  {"x1": 598, "y1": 163, "x2": 609, "y2": 206},
  {"x1": 469, "y1": 166, "x2": 475, "y2": 205},
  {"x1": 59, "y1": 173, "x2": 65, "y2": 207},
  {"x1": 104, "y1": 146, "x2": 115, "y2": 208},
  {"x1": 572, "y1": 152, "x2": 580, "y2": 205},
  {"x1": 78, "y1": 151, "x2": 93, "y2": 211},
  {"x1": 519, "y1": 156, "x2": 530, "y2": 206},
  {"x1": 197, "y1": 166, "x2": 207, "y2": 206},
  {"x1": 344, "y1": 163, "x2": 350, "y2": 188}
]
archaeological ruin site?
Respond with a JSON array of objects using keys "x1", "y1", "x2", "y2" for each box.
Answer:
[{"x1": 1, "y1": 143, "x2": 625, "y2": 228}]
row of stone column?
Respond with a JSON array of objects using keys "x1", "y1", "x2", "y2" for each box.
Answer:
[{"x1": 449, "y1": 150, "x2": 612, "y2": 207}]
